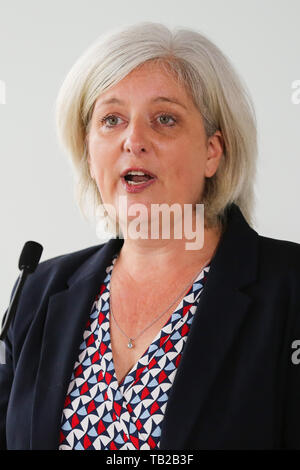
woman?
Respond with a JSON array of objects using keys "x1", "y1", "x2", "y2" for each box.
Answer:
[{"x1": 1, "y1": 21, "x2": 300, "y2": 450}]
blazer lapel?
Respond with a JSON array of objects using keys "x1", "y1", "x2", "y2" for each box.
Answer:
[
  {"x1": 31, "y1": 237, "x2": 124, "y2": 449},
  {"x1": 159, "y1": 205, "x2": 259, "y2": 449}
]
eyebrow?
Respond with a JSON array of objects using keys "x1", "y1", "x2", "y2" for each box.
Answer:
[{"x1": 95, "y1": 96, "x2": 187, "y2": 110}]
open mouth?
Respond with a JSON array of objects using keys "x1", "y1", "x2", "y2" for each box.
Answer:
[
  {"x1": 121, "y1": 169, "x2": 157, "y2": 192},
  {"x1": 124, "y1": 173, "x2": 154, "y2": 185}
]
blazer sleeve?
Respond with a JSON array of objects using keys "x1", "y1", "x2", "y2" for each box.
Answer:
[
  {"x1": 283, "y1": 264, "x2": 300, "y2": 449},
  {"x1": 0, "y1": 278, "x2": 18, "y2": 450}
]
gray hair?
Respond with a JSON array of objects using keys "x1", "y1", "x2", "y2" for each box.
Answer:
[{"x1": 55, "y1": 21, "x2": 257, "y2": 232}]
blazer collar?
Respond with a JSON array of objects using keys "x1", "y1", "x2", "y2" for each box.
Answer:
[{"x1": 31, "y1": 203, "x2": 259, "y2": 449}]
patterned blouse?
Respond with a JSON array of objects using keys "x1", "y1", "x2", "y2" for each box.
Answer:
[{"x1": 59, "y1": 253, "x2": 210, "y2": 450}]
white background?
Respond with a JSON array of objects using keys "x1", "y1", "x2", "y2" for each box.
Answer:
[{"x1": 0, "y1": 0, "x2": 299, "y2": 319}]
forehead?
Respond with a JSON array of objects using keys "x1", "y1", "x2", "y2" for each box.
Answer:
[{"x1": 94, "y1": 61, "x2": 193, "y2": 109}]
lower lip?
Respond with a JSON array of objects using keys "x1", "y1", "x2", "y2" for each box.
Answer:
[{"x1": 121, "y1": 177, "x2": 157, "y2": 193}]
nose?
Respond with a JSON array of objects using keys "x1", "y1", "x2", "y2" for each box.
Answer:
[{"x1": 123, "y1": 119, "x2": 149, "y2": 156}]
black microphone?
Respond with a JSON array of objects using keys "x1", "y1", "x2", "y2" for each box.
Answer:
[{"x1": 0, "y1": 241, "x2": 43, "y2": 341}]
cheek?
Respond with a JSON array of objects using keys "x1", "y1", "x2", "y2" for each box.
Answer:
[
  {"x1": 88, "y1": 138, "x2": 115, "y2": 183},
  {"x1": 170, "y1": 149, "x2": 202, "y2": 184},
  {"x1": 88, "y1": 137, "x2": 105, "y2": 165},
  {"x1": 170, "y1": 151, "x2": 206, "y2": 201}
]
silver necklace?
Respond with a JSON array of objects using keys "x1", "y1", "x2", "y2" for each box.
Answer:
[{"x1": 109, "y1": 256, "x2": 211, "y2": 349}]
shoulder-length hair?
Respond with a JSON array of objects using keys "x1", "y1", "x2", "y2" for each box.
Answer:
[{"x1": 55, "y1": 21, "x2": 257, "y2": 232}]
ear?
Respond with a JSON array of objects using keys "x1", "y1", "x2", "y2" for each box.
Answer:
[{"x1": 204, "y1": 130, "x2": 224, "y2": 178}]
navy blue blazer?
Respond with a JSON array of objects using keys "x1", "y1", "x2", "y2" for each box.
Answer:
[{"x1": 1, "y1": 203, "x2": 300, "y2": 450}]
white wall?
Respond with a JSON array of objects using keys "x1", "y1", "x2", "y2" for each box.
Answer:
[{"x1": 0, "y1": 0, "x2": 300, "y2": 318}]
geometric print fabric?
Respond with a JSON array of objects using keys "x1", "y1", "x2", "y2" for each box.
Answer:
[{"x1": 59, "y1": 253, "x2": 210, "y2": 450}]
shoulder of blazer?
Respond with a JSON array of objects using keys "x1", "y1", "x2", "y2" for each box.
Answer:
[
  {"x1": 258, "y1": 234, "x2": 300, "y2": 274},
  {"x1": 34, "y1": 242, "x2": 106, "y2": 278},
  {"x1": 7, "y1": 242, "x2": 108, "y2": 350}
]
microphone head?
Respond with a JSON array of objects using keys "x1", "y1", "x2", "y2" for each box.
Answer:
[{"x1": 18, "y1": 241, "x2": 43, "y2": 273}]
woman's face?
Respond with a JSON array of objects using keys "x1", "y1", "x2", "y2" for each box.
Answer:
[{"x1": 87, "y1": 61, "x2": 223, "y2": 230}]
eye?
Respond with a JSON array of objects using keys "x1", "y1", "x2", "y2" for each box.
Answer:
[
  {"x1": 100, "y1": 114, "x2": 123, "y2": 127},
  {"x1": 157, "y1": 114, "x2": 177, "y2": 126}
]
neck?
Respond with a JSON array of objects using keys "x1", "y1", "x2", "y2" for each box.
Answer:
[{"x1": 115, "y1": 222, "x2": 223, "y2": 283}]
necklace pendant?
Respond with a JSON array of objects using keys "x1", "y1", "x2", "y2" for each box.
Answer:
[{"x1": 128, "y1": 339, "x2": 134, "y2": 349}]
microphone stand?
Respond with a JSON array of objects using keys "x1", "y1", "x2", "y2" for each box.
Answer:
[{"x1": 0, "y1": 268, "x2": 30, "y2": 342}]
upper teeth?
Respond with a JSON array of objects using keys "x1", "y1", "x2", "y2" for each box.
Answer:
[{"x1": 126, "y1": 170, "x2": 148, "y2": 176}]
